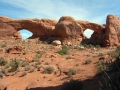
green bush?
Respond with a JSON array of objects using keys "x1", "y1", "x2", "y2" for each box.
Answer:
[
  {"x1": 21, "y1": 61, "x2": 29, "y2": 67},
  {"x1": 67, "y1": 69, "x2": 77, "y2": 77},
  {"x1": 97, "y1": 60, "x2": 109, "y2": 74},
  {"x1": 96, "y1": 45, "x2": 101, "y2": 49},
  {"x1": 28, "y1": 67, "x2": 35, "y2": 73},
  {"x1": 83, "y1": 44, "x2": 93, "y2": 48},
  {"x1": 62, "y1": 80, "x2": 83, "y2": 90},
  {"x1": 23, "y1": 51, "x2": 27, "y2": 55},
  {"x1": 0, "y1": 71, "x2": 3, "y2": 78},
  {"x1": 36, "y1": 40, "x2": 41, "y2": 44},
  {"x1": 20, "y1": 71, "x2": 27, "y2": 77},
  {"x1": 84, "y1": 60, "x2": 92, "y2": 64},
  {"x1": 1, "y1": 43, "x2": 7, "y2": 48},
  {"x1": 0, "y1": 57, "x2": 8, "y2": 66},
  {"x1": 44, "y1": 66, "x2": 54, "y2": 74},
  {"x1": 66, "y1": 56, "x2": 74, "y2": 60},
  {"x1": 108, "y1": 51, "x2": 119, "y2": 58},
  {"x1": 58, "y1": 45, "x2": 69, "y2": 55},
  {"x1": 33, "y1": 51, "x2": 43, "y2": 60},
  {"x1": 24, "y1": 65, "x2": 31, "y2": 71},
  {"x1": 44, "y1": 62, "x2": 49, "y2": 65},
  {"x1": 4, "y1": 63, "x2": 10, "y2": 69},
  {"x1": 36, "y1": 61, "x2": 41, "y2": 65},
  {"x1": 42, "y1": 41, "x2": 48, "y2": 44},
  {"x1": 10, "y1": 59, "x2": 20, "y2": 72},
  {"x1": 1, "y1": 68, "x2": 6, "y2": 74}
]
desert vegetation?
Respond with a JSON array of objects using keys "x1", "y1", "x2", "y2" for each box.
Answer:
[{"x1": 0, "y1": 39, "x2": 119, "y2": 90}]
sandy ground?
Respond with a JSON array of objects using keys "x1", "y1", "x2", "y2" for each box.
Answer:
[{"x1": 0, "y1": 40, "x2": 115, "y2": 90}]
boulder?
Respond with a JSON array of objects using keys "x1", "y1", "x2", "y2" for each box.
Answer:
[
  {"x1": 52, "y1": 40, "x2": 61, "y2": 46},
  {"x1": 6, "y1": 46, "x2": 23, "y2": 54}
]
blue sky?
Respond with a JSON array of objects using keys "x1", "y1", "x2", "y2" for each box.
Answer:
[{"x1": 0, "y1": 0, "x2": 120, "y2": 39}]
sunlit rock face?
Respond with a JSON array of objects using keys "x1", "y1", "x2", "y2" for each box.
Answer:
[{"x1": 0, "y1": 14, "x2": 120, "y2": 47}]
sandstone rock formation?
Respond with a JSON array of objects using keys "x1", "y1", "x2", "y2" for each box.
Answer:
[
  {"x1": 0, "y1": 14, "x2": 120, "y2": 47},
  {"x1": 104, "y1": 15, "x2": 120, "y2": 47}
]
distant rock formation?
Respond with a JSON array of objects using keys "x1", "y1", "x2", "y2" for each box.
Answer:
[{"x1": 0, "y1": 14, "x2": 120, "y2": 47}]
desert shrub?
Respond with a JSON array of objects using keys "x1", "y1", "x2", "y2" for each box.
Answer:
[
  {"x1": 42, "y1": 41, "x2": 48, "y2": 44},
  {"x1": 98, "y1": 53, "x2": 104, "y2": 56},
  {"x1": 58, "y1": 45, "x2": 69, "y2": 55},
  {"x1": 83, "y1": 44, "x2": 93, "y2": 48},
  {"x1": 97, "y1": 60, "x2": 109, "y2": 74},
  {"x1": 0, "y1": 71, "x2": 3, "y2": 78},
  {"x1": 83, "y1": 44, "x2": 88, "y2": 48},
  {"x1": 36, "y1": 61, "x2": 41, "y2": 65},
  {"x1": 1, "y1": 68, "x2": 6, "y2": 74},
  {"x1": 84, "y1": 59, "x2": 92, "y2": 64},
  {"x1": 21, "y1": 61, "x2": 29, "y2": 67},
  {"x1": 44, "y1": 62, "x2": 49, "y2": 65},
  {"x1": 67, "y1": 69, "x2": 77, "y2": 77},
  {"x1": 28, "y1": 67, "x2": 35, "y2": 73},
  {"x1": 0, "y1": 57, "x2": 7, "y2": 66},
  {"x1": 4, "y1": 63, "x2": 10, "y2": 69},
  {"x1": 36, "y1": 51, "x2": 42, "y2": 54},
  {"x1": 0, "y1": 49, "x2": 3, "y2": 53},
  {"x1": 36, "y1": 40, "x2": 41, "y2": 44},
  {"x1": 107, "y1": 46, "x2": 120, "y2": 59},
  {"x1": 32, "y1": 58, "x2": 39, "y2": 62},
  {"x1": 43, "y1": 66, "x2": 54, "y2": 74},
  {"x1": 74, "y1": 45, "x2": 79, "y2": 49},
  {"x1": 100, "y1": 48, "x2": 120, "y2": 90},
  {"x1": 88, "y1": 44, "x2": 94, "y2": 48},
  {"x1": 25, "y1": 65, "x2": 31, "y2": 71},
  {"x1": 96, "y1": 45, "x2": 101, "y2": 49},
  {"x1": 1, "y1": 43, "x2": 7, "y2": 48},
  {"x1": 66, "y1": 56, "x2": 74, "y2": 60},
  {"x1": 34, "y1": 64, "x2": 38, "y2": 68},
  {"x1": 23, "y1": 51, "x2": 27, "y2": 55},
  {"x1": 27, "y1": 40, "x2": 31, "y2": 44},
  {"x1": 33, "y1": 51, "x2": 43, "y2": 60},
  {"x1": 109, "y1": 58, "x2": 120, "y2": 72},
  {"x1": 108, "y1": 51, "x2": 119, "y2": 58},
  {"x1": 62, "y1": 80, "x2": 83, "y2": 90},
  {"x1": 20, "y1": 71, "x2": 27, "y2": 77},
  {"x1": 10, "y1": 59, "x2": 21, "y2": 72},
  {"x1": 16, "y1": 68, "x2": 21, "y2": 72},
  {"x1": 116, "y1": 45, "x2": 120, "y2": 52}
]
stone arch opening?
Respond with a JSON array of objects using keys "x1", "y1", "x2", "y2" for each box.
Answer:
[
  {"x1": 84, "y1": 29, "x2": 94, "y2": 39},
  {"x1": 19, "y1": 29, "x2": 33, "y2": 40}
]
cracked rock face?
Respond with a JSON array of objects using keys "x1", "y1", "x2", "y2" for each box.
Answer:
[{"x1": 0, "y1": 14, "x2": 120, "y2": 47}]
